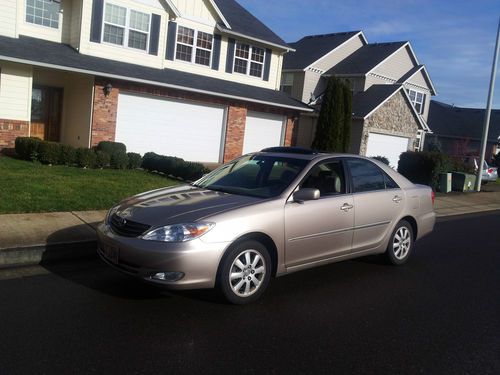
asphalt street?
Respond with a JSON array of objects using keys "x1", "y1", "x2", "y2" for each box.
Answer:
[{"x1": 0, "y1": 211, "x2": 499, "y2": 374}]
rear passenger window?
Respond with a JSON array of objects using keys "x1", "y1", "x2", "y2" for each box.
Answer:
[{"x1": 347, "y1": 159, "x2": 386, "y2": 193}]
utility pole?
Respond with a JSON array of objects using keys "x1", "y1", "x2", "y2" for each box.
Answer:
[{"x1": 475, "y1": 18, "x2": 500, "y2": 192}]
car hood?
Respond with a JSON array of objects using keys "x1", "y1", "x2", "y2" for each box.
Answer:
[{"x1": 114, "y1": 184, "x2": 261, "y2": 226}]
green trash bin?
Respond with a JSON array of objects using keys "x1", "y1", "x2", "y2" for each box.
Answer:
[
  {"x1": 452, "y1": 172, "x2": 476, "y2": 192},
  {"x1": 439, "y1": 173, "x2": 452, "y2": 193}
]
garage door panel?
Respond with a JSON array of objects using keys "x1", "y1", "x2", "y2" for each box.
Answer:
[
  {"x1": 242, "y1": 111, "x2": 285, "y2": 154},
  {"x1": 116, "y1": 93, "x2": 225, "y2": 162},
  {"x1": 366, "y1": 133, "x2": 409, "y2": 168}
]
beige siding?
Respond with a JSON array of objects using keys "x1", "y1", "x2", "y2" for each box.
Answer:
[
  {"x1": 0, "y1": 62, "x2": 32, "y2": 121},
  {"x1": 33, "y1": 68, "x2": 93, "y2": 147},
  {"x1": 407, "y1": 69, "x2": 429, "y2": 90},
  {"x1": 170, "y1": 0, "x2": 218, "y2": 24},
  {"x1": 302, "y1": 70, "x2": 325, "y2": 103},
  {"x1": 70, "y1": 0, "x2": 82, "y2": 49},
  {"x1": 0, "y1": 0, "x2": 17, "y2": 38},
  {"x1": 17, "y1": 0, "x2": 73, "y2": 43},
  {"x1": 312, "y1": 34, "x2": 365, "y2": 71},
  {"x1": 371, "y1": 45, "x2": 415, "y2": 81},
  {"x1": 296, "y1": 114, "x2": 317, "y2": 148}
]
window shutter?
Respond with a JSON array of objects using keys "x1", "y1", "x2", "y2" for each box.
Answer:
[
  {"x1": 263, "y1": 48, "x2": 272, "y2": 81},
  {"x1": 165, "y1": 21, "x2": 177, "y2": 60},
  {"x1": 90, "y1": 0, "x2": 104, "y2": 43},
  {"x1": 211, "y1": 34, "x2": 222, "y2": 71},
  {"x1": 225, "y1": 38, "x2": 235, "y2": 73},
  {"x1": 148, "y1": 14, "x2": 161, "y2": 55}
]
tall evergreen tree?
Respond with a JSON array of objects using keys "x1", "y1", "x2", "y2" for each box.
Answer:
[{"x1": 342, "y1": 81, "x2": 352, "y2": 152}]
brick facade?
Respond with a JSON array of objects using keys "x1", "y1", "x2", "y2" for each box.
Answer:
[
  {"x1": 0, "y1": 119, "x2": 30, "y2": 151},
  {"x1": 91, "y1": 77, "x2": 300, "y2": 162}
]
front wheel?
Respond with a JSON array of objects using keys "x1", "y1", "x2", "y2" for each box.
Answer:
[
  {"x1": 218, "y1": 241, "x2": 271, "y2": 304},
  {"x1": 385, "y1": 220, "x2": 414, "y2": 265}
]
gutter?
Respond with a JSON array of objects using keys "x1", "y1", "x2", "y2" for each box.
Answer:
[{"x1": 215, "y1": 24, "x2": 294, "y2": 52}]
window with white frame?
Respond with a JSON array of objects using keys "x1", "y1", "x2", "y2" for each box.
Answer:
[
  {"x1": 175, "y1": 26, "x2": 213, "y2": 66},
  {"x1": 280, "y1": 73, "x2": 294, "y2": 95},
  {"x1": 103, "y1": 3, "x2": 150, "y2": 51},
  {"x1": 234, "y1": 42, "x2": 265, "y2": 78},
  {"x1": 26, "y1": 0, "x2": 60, "y2": 29},
  {"x1": 407, "y1": 89, "x2": 426, "y2": 114}
]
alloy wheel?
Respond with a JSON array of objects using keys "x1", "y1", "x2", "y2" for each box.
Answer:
[{"x1": 229, "y1": 249, "x2": 266, "y2": 297}]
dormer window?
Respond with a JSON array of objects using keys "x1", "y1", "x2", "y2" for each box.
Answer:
[
  {"x1": 25, "y1": 0, "x2": 60, "y2": 29},
  {"x1": 407, "y1": 89, "x2": 426, "y2": 114},
  {"x1": 102, "y1": 3, "x2": 150, "y2": 51},
  {"x1": 175, "y1": 26, "x2": 213, "y2": 66},
  {"x1": 234, "y1": 43, "x2": 264, "y2": 78}
]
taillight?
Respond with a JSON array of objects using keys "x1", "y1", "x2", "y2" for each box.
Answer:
[
  {"x1": 431, "y1": 190, "x2": 435, "y2": 206},
  {"x1": 488, "y1": 168, "x2": 493, "y2": 174}
]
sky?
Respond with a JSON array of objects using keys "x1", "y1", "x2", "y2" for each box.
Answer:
[{"x1": 239, "y1": 0, "x2": 500, "y2": 109}]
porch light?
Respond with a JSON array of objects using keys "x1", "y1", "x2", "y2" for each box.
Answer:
[{"x1": 103, "y1": 83, "x2": 113, "y2": 97}]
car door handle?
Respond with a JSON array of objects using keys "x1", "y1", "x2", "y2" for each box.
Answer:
[
  {"x1": 392, "y1": 195, "x2": 402, "y2": 203},
  {"x1": 340, "y1": 203, "x2": 353, "y2": 212}
]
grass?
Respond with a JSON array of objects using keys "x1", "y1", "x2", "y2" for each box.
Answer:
[{"x1": 0, "y1": 156, "x2": 178, "y2": 214}]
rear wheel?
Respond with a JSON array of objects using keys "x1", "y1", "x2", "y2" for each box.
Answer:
[
  {"x1": 385, "y1": 220, "x2": 413, "y2": 265},
  {"x1": 218, "y1": 241, "x2": 271, "y2": 304}
]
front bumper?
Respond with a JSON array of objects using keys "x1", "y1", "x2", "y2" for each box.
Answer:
[{"x1": 96, "y1": 223, "x2": 230, "y2": 290}]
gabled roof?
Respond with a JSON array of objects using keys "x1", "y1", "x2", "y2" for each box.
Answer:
[
  {"x1": 212, "y1": 0, "x2": 290, "y2": 50},
  {"x1": 397, "y1": 64, "x2": 437, "y2": 95},
  {"x1": 428, "y1": 101, "x2": 500, "y2": 142},
  {"x1": 352, "y1": 84, "x2": 429, "y2": 131},
  {"x1": 325, "y1": 41, "x2": 407, "y2": 76},
  {"x1": 0, "y1": 36, "x2": 311, "y2": 112},
  {"x1": 283, "y1": 31, "x2": 364, "y2": 70}
]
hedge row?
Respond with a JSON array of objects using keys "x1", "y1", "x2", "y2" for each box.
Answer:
[
  {"x1": 14, "y1": 137, "x2": 141, "y2": 170},
  {"x1": 397, "y1": 151, "x2": 474, "y2": 189},
  {"x1": 142, "y1": 152, "x2": 209, "y2": 181}
]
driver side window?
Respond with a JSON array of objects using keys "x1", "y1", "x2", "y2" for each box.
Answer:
[{"x1": 301, "y1": 160, "x2": 346, "y2": 196}]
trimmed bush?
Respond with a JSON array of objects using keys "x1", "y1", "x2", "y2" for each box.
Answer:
[
  {"x1": 38, "y1": 141, "x2": 62, "y2": 165},
  {"x1": 127, "y1": 152, "x2": 142, "y2": 169},
  {"x1": 96, "y1": 150, "x2": 111, "y2": 168},
  {"x1": 59, "y1": 144, "x2": 77, "y2": 166},
  {"x1": 96, "y1": 141, "x2": 126, "y2": 155},
  {"x1": 141, "y1": 152, "x2": 161, "y2": 171},
  {"x1": 141, "y1": 152, "x2": 207, "y2": 180},
  {"x1": 15, "y1": 137, "x2": 41, "y2": 160},
  {"x1": 110, "y1": 151, "x2": 128, "y2": 169},
  {"x1": 371, "y1": 155, "x2": 390, "y2": 165},
  {"x1": 76, "y1": 148, "x2": 97, "y2": 168}
]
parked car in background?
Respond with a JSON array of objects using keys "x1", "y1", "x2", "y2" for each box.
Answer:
[
  {"x1": 463, "y1": 156, "x2": 498, "y2": 183},
  {"x1": 97, "y1": 148, "x2": 436, "y2": 304}
]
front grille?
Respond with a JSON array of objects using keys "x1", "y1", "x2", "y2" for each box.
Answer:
[{"x1": 109, "y1": 213, "x2": 151, "y2": 238}]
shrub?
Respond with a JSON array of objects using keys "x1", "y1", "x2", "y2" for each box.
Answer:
[
  {"x1": 96, "y1": 150, "x2": 111, "y2": 168},
  {"x1": 110, "y1": 151, "x2": 128, "y2": 169},
  {"x1": 141, "y1": 152, "x2": 207, "y2": 180},
  {"x1": 76, "y1": 148, "x2": 97, "y2": 168},
  {"x1": 96, "y1": 141, "x2": 126, "y2": 155},
  {"x1": 371, "y1": 155, "x2": 390, "y2": 165},
  {"x1": 15, "y1": 137, "x2": 41, "y2": 161},
  {"x1": 38, "y1": 141, "x2": 62, "y2": 165},
  {"x1": 141, "y1": 152, "x2": 162, "y2": 171},
  {"x1": 127, "y1": 152, "x2": 142, "y2": 169},
  {"x1": 59, "y1": 144, "x2": 77, "y2": 166}
]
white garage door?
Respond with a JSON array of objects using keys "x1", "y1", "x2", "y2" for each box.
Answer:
[
  {"x1": 366, "y1": 133, "x2": 410, "y2": 168},
  {"x1": 242, "y1": 111, "x2": 285, "y2": 154},
  {"x1": 116, "y1": 93, "x2": 226, "y2": 162}
]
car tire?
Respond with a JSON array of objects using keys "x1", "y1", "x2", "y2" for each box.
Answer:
[
  {"x1": 217, "y1": 240, "x2": 271, "y2": 305},
  {"x1": 385, "y1": 220, "x2": 414, "y2": 266}
]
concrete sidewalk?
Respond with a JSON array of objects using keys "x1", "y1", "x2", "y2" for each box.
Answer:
[{"x1": 1, "y1": 191, "x2": 500, "y2": 269}]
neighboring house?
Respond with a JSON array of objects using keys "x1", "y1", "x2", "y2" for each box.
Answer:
[
  {"x1": 282, "y1": 31, "x2": 437, "y2": 167},
  {"x1": 0, "y1": 0, "x2": 311, "y2": 163},
  {"x1": 426, "y1": 100, "x2": 500, "y2": 159}
]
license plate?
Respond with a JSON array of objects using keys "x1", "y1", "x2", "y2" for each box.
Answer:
[{"x1": 102, "y1": 244, "x2": 119, "y2": 264}]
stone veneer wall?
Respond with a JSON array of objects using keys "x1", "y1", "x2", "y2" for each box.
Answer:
[
  {"x1": 0, "y1": 119, "x2": 30, "y2": 150},
  {"x1": 91, "y1": 78, "x2": 299, "y2": 162},
  {"x1": 359, "y1": 91, "x2": 420, "y2": 156}
]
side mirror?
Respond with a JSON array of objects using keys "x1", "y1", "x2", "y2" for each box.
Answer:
[{"x1": 293, "y1": 188, "x2": 320, "y2": 203}]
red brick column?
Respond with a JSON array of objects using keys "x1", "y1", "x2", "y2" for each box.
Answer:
[
  {"x1": 283, "y1": 116, "x2": 298, "y2": 147},
  {"x1": 0, "y1": 119, "x2": 30, "y2": 151},
  {"x1": 91, "y1": 80, "x2": 119, "y2": 147},
  {"x1": 223, "y1": 105, "x2": 247, "y2": 162}
]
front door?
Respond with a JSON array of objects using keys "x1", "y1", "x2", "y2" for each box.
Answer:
[{"x1": 30, "y1": 86, "x2": 63, "y2": 141}]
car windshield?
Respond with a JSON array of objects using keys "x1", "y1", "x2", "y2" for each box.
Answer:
[{"x1": 194, "y1": 154, "x2": 309, "y2": 198}]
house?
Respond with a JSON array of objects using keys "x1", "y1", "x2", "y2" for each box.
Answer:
[
  {"x1": 425, "y1": 100, "x2": 500, "y2": 159},
  {"x1": 282, "y1": 31, "x2": 437, "y2": 167},
  {"x1": 0, "y1": 0, "x2": 311, "y2": 163}
]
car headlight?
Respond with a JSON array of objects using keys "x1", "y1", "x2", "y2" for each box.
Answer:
[
  {"x1": 106, "y1": 205, "x2": 119, "y2": 224},
  {"x1": 141, "y1": 223, "x2": 215, "y2": 242}
]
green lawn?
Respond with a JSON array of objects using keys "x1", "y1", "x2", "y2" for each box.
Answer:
[{"x1": 0, "y1": 156, "x2": 178, "y2": 214}]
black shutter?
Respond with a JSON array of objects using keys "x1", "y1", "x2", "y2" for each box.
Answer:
[
  {"x1": 165, "y1": 21, "x2": 177, "y2": 60},
  {"x1": 148, "y1": 14, "x2": 161, "y2": 55},
  {"x1": 225, "y1": 38, "x2": 235, "y2": 73},
  {"x1": 90, "y1": 0, "x2": 104, "y2": 43},
  {"x1": 263, "y1": 48, "x2": 272, "y2": 81},
  {"x1": 211, "y1": 34, "x2": 222, "y2": 70}
]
